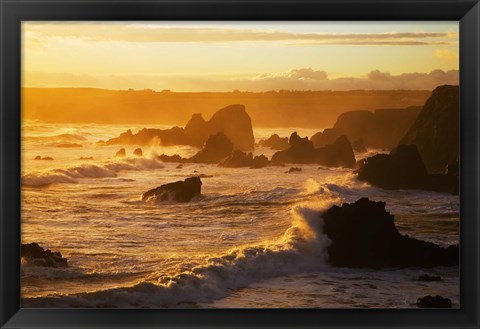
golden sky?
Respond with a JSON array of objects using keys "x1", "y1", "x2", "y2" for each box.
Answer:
[{"x1": 23, "y1": 21, "x2": 459, "y2": 91}]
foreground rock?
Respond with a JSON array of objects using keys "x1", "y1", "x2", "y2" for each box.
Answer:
[
  {"x1": 219, "y1": 150, "x2": 269, "y2": 168},
  {"x1": 106, "y1": 104, "x2": 255, "y2": 151},
  {"x1": 286, "y1": 167, "x2": 302, "y2": 173},
  {"x1": 416, "y1": 295, "x2": 452, "y2": 308},
  {"x1": 322, "y1": 198, "x2": 459, "y2": 268},
  {"x1": 142, "y1": 176, "x2": 202, "y2": 202},
  {"x1": 356, "y1": 144, "x2": 458, "y2": 194},
  {"x1": 271, "y1": 132, "x2": 355, "y2": 168},
  {"x1": 21, "y1": 243, "x2": 68, "y2": 267},
  {"x1": 400, "y1": 85, "x2": 459, "y2": 172},
  {"x1": 258, "y1": 134, "x2": 289, "y2": 150}
]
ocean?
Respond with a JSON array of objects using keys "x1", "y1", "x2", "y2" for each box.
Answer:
[{"x1": 21, "y1": 121, "x2": 459, "y2": 308}]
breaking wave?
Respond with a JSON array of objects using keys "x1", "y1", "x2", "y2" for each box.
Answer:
[
  {"x1": 22, "y1": 198, "x2": 337, "y2": 308},
  {"x1": 22, "y1": 158, "x2": 164, "y2": 187}
]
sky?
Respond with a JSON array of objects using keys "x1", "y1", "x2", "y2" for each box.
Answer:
[{"x1": 22, "y1": 21, "x2": 459, "y2": 91}]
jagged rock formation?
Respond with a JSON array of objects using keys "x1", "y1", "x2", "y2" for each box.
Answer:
[
  {"x1": 189, "y1": 132, "x2": 234, "y2": 164},
  {"x1": 271, "y1": 132, "x2": 355, "y2": 168},
  {"x1": 400, "y1": 85, "x2": 459, "y2": 172},
  {"x1": 322, "y1": 198, "x2": 459, "y2": 268},
  {"x1": 355, "y1": 144, "x2": 458, "y2": 194},
  {"x1": 106, "y1": 104, "x2": 255, "y2": 151},
  {"x1": 258, "y1": 134, "x2": 289, "y2": 150},
  {"x1": 21, "y1": 243, "x2": 68, "y2": 267},
  {"x1": 141, "y1": 176, "x2": 202, "y2": 202},
  {"x1": 218, "y1": 150, "x2": 269, "y2": 168},
  {"x1": 133, "y1": 148, "x2": 143, "y2": 156}
]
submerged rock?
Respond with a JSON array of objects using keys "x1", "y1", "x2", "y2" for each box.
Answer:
[
  {"x1": 142, "y1": 176, "x2": 202, "y2": 202},
  {"x1": 418, "y1": 274, "x2": 442, "y2": 282},
  {"x1": 21, "y1": 242, "x2": 68, "y2": 267},
  {"x1": 321, "y1": 198, "x2": 459, "y2": 268},
  {"x1": 79, "y1": 157, "x2": 94, "y2": 160},
  {"x1": 286, "y1": 167, "x2": 302, "y2": 173},
  {"x1": 416, "y1": 295, "x2": 452, "y2": 308}
]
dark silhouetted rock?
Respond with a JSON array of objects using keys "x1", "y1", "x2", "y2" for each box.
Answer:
[
  {"x1": 142, "y1": 176, "x2": 202, "y2": 202},
  {"x1": 333, "y1": 107, "x2": 421, "y2": 150},
  {"x1": 311, "y1": 128, "x2": 345, "y2": 148},
  {"x1": 133, "y1": 148, "x2": 143, "y2": 156},
  {"x1": 42, "y1": 157, "x2": 54, "y2": 161},
  {"x1": 21, "y1": 242, "x2": 68, "y2": 267},
  {"x1": 352, "y1": 139, "x2": 367, "y2": 153},
  {"x1": 272, "y1": 133, "x2": 355, "y2": 168},
  {"x1": 322, "y1": 198, "x2": 459, "y2": 268},
  {"x1": 158, "y1": 154, "x2": 187, "y2": 163},
  {"x1": 106, "y1": 127, "x2": 188, "y2": 147},
  {"x1": 34, "y1": 156, "x2": 41, "y2": 160},
  {"x1": 286, "y1": 167, "x2": 302, "y2": 173},
  {"x1": 115, "y1": 148, "x2": 126, "y2": 157},
  {"x1": 107, "y1": 104, "x2": 255, "y2": 151},
  {"x1": 356, "y1": 144, "x2": 458, "y2": 194},
  {"x1": 418, "y1": 274, "x2": 442, "y2": 282},
  {"x1": 219, "y1": 150, "x2": 253, "y2": 168},
  {"x1": 400, "y1": 85, "x2": 459, "y2": 172},
  {"x1": 176, "y1": 164, "x2": 183, "y2": 169},
  {"x1": 416, "y1": 295, "x2": 452, "y2": 308},
  {"x1": 79, "y1": 157, "x2": 94, "y2": 160},
  {"x1": 315, "y1": 136, "x2": 356, "y2": 168},
  {"x1": 190, "y1": 132, "x2": 234, "y2": 164},
  {"x1": 259, "y1": 134, "x2": 289, "y2": 150},
  {"x1": 206, "y1": 104, "x2": 255, "y2": 151},
  {"x1": 218, "y1": 150, "x2": 269, "y2": 168}
]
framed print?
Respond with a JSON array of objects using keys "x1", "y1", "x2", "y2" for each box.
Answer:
[{"x1": 1, "y1": 0, "x2": 479, "y2": 328}]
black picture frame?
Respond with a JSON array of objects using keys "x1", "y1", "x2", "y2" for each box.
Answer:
[{"x1": 1, "y1": 0, "x2": 479, "y2": 328}]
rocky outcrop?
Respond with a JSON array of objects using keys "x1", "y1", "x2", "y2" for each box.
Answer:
[
  {"x1": 310, "y1": 128, "x2": 345, "y2": 148},
  {"x1": 332, "y1": 107, "x2": 421, "y2": 150},
  {"x1": 115, "y1": 148, "x2": 126, "y2": 157},
  {"x1": 356, "y1": 144, "x2": 458, "y2": 194},
  {"x1": 271, "y1": 133, "x2": 355, "y2": 168},
  {"x1": 141, "y1": 176, "x2": 202, "y2": 202},
  {"x1": 286, "y1": 167, "x2": 302, "y2": 173},
  {"x1": 416, "y1": 296, "x2": 452, "y2": 308},
  {"x1": 218, "y1": 150, "x2": 269, "y2": 168},
  {"x1": 106, "y1": 127, "x2": 188, "y2": 147},
  {"x1": 184, "y1": 104, "x2": 255, "y2": 151},
  {"x1": 189, "y1": 132, "x2": 234, "y2": 164},
  {"x1": 107, "y1": 105, "x2": 255, "y2": 151},
  {"x1": 21, "y1": 243, "x2": 68, "y2": 267},
  {"x1": 158, "y1": 154, "x2": 187, "y2": 163},
  {"x1": 400, "y1": 85, "x2": 459, "y2": 172},
  {"x1": 258, "y1": 134, "x2": 289, "y2": 150},
  {"x1": 321, "y1": 198, "x2": 459, "y2": 268},
  {"x1": 418, "y1": 274, "x2": 441, "y2": 282},
  {"x1": 133, "y1": 148, "x2": 143, "y2": 156},
  {"x1": 34, "y1": 156, "x2": 54, "y2": 160}
]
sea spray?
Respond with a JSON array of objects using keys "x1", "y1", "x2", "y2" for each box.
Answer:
[{"x1": 23, "y1": 198, "x2": 337, "y2": 308}]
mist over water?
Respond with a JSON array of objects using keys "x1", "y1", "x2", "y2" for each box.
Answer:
[{"x1": 21, "y1": 122, "x2": 459, "y2": 308}]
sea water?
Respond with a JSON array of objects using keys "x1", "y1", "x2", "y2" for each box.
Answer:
[{"x1": 21, "y1": 121, "x2": 459, "y2": 308}]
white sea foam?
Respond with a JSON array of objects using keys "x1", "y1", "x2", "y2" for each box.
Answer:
[{"x1": 22, "y1": 158, "x2": 164, "y2": 187}]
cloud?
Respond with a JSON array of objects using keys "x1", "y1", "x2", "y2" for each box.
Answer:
[
  {"x1": 24, "y1": 23, "x2": 456, "y2": 46},
  {"x1": 24, "y1": 69, "x2": 459, "y2": 92},
  {"x1": 435, "y1": 49, "x2": 459, "y2": 63}
]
